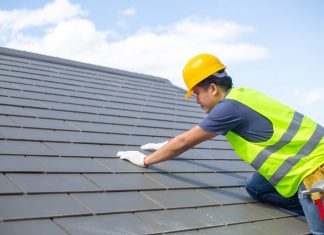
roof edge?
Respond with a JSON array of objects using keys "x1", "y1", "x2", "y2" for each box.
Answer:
[{"x1": 0, "y1": 46, "x2": 172, "y2": 85}]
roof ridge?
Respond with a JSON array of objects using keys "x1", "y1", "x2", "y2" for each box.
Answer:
[{"x1": 0, "y1": 47, "x2": 172, "y2": 85}]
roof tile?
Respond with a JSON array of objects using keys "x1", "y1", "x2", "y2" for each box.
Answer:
[
  {"x1": 142, "y1": 189, "x2": 217, "y2": 209},
  {"x1": 0, "y1": 174, "x2": 22, "y2": 194},
  {"x1": 84, "y1": 173, "x2": 165, "y2": 191},
  {"x1": 0, "y1": 220, "x2": 68, "y2": 235},
  {"x1": 7, "y1": 173, "x2": 101, "y2": 193},
  {"x1": 0, "y1": 155, "x2": 41, "y2": 173},
  {"x1": 72, "y1": 191, "x2": 162, "y2": 214},
  {"x1": 0, "y1": 194, "x2": 91, "y2": 221},
  {"x1": 55, "y1": 213, "x2": 158, "y2": 235}
]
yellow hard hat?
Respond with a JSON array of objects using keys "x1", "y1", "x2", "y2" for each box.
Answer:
[{"x1": 183, "y1": 53, "x2": 226, "y2": 99}]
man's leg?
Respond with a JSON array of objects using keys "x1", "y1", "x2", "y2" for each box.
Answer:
[
  {"x1": 245, "y1": 172, "x2": 304, "y2": 215},
  {"x1": 298, "y1": 182, "x2": 324, "y2": 234}
]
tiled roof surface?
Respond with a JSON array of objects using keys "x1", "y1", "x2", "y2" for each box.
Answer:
[{"x1": 0, "y1": 47, "x2": 310, "y2": 234}]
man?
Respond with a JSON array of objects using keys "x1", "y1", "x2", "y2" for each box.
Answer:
[{"x1": 117, "y1": 53, "x2": 324, "y2": 234}]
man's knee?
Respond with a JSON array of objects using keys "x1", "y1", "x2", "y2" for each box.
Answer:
[
  {"x1": 244, "y1": 172, "x2": 271, "y2": 201},
  {"x1": 245, "y1": 173, "x2": 259, "y2": 199}
]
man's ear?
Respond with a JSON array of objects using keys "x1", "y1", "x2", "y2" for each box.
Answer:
[{"x1": 208, "y1": 83, "x2": 218, "y2": 96}]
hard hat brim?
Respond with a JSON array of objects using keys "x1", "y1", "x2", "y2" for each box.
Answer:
[{"x1": 185, "y1": 90, "x2": 193, "y2": 99}]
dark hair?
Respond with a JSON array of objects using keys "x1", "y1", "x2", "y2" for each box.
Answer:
[{"x1": 196, "y1": 69, "x2": 233, "y2": 91}]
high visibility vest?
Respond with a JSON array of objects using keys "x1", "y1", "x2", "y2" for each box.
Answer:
[{"x1": 225, "y1": 88, "x2": 324, "y2": 197}]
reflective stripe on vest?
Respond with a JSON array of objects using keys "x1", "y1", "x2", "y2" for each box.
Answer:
[
  {"x1": 251, "y1": 112, "x2": 304, "y2": 170},
  {"x1": 269, "y1": 124, "x2": 324, "y2": 185}
]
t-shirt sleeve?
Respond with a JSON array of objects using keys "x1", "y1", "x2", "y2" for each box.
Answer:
[{"x1": 199, "y1": 99, "x2": 245, "y2": 135}]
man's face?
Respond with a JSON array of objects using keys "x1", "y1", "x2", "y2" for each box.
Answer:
[{"x1": 193, "y1": 85, "x2": 219, "y2": 113}]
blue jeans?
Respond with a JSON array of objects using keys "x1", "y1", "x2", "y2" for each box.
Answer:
[{"x1": 245, "y1": 172, "x2": 324, "y2": 234}]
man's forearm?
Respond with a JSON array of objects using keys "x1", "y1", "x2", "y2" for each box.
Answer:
[
  {"x1": 144, "y1": 134, "x2": 192, "y2": 165},
  {"x1": 141, "y1": 125, "x2": 216, "y2": 166}
]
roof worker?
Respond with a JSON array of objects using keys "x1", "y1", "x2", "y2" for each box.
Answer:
[{"x1": 117, "y1": 53, "x2": 324, "y2": 234}]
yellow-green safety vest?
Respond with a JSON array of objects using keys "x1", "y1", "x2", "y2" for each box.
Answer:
[{"x1": 225, "y1": 88, "x2": 324, "y2": 197}]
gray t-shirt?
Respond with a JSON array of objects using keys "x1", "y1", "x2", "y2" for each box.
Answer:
[{"x1": 199, "y1": 98, "x2": 274, "y2": 142}]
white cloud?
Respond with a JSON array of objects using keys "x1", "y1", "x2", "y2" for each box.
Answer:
[
  {"x1": 120, "y1": 7, "x2": 137, "y2": 16},
  {"x1": 7, "y1": 18, "x2": 109, "y2": 58},
  {"x1": 290, "y1": 89, "x2": 324, "y2": 125},
  {"x1": 300, "y1": 89, "x2": 324, "y2": 105},
  {"x1": 116, "y1": 20, "x2": 128, "y2": 28},
  {"x1": 1, "y1": 0, "x2": 270, "y2": 89},
  {"x1": 0, "y1": 0, "x2": 84, "y2": 33}
]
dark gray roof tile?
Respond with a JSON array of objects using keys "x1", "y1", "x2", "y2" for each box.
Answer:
[
  {"x1": 0, "y1": 81, "x2": 16, "y2": 90},
  {"x1": 251, "y1": 217, "x2": 310, "y2": 235},
  {"x1": 95, "y1": 115, "x2": 138, "y2": 126},
  {"x1": 0, "y1": 127, "x2": 70, "y2": 142},
  {"x1": 66, "y1": 121, "x2": 124, "y2": 133},
  {"x1": 146, "y1": 173, "x2": 215, "y2": 189},
  {"x1": 170, "y1": 149, "x2": 211, "y2": 160},
  {"x1": 149, "y1": 159, "x2": 215, "y2": 173},
  {"x1": 196, "y1": 222, "x2": 271, "y2": 235},
  {"x1": 55, "y1": 130, "x2": 121, "y2": 144},
  {"x1": 4, "y1": 89, "x2": 65, "y2": 104},
  {"x1": 36, "y1": 100, "x2": 99, "y2": 113},
  {"x1": 0, "y1": 155, "x2": 42, "y2": 173},
  {"x1": 9, "y1": 116, "x2": 76, "y2": 130},
  {"x1": 196, "y1": 139, "x2": 233, "y2": 149},
  {"x1": 123, "y1": 126, "x2": 170, "y2": 136},
  {"x1": 136, "y1": 118, "x2": 194, "y2": 129},
  {"x1": 195, "y1": 172, "x2": 249, "y2": 187},
  {"x1": 84, "y1": 173, "x2": 165, "y2": 191},
  {"x1": 55, "y1": 213, "x2": 158, "y2": 235},
  {"x1": 142, "y1": 189, "x2": 216, "y2": 209},
  {"x1": 7, "y1": 173, "x2": 101, "y2": 193},
  {"x1": 135, "y1": 208, "x2": 224, "y2": 233},
  {"x1": 199, "y1": 204, "x2": 273, "y2": 225},
  {"x1": 192, "y1": 159, "x2": 255, "y2": 172},
  {"x1": 0, "y1": 96, "x2": 45, "y2": 109},
  {"x1": 0, "y1": 105, "x2": 36, "y2": 117},
  {"x1": 107, "y1": 134, "x2": 162, "y2": 146},
  {"x1": 28, "y1": 107, "x2": 99, "y2": 121},
  {"x1": 0, "y1": 194, "x2": 91, "y2": 221},
  {"x1": 147, "y1": 172, "x2": 248, "y2": 189},
  {"x1": 72, "y1": 191, "x2": 162, "y2": 214},
  {"x1": 0, "y1": 115, "x2": 17, "y2": 127},
  {"x1": 29, "y1": 156, "x2": 110, "y2": 173},
  {"x1": 0, "y1": 220, "x2": 68, "y2": 235},
  {"x1": 247, "y1": 202, "x2": 297, "y2": 218},
  {"x1": 197, "y1": 187, "x2": 256, "y2": 205},
  {"x1": 0, "y1": 174, "x2": 22, "y2": 194},
  {"x1": 0, "y1": 140, "x2": 57, "y2": 155},
  {"x1": 43, "y1": 142, "x2": 110, "y2": 157},
  {"x1": 196, "y1": 149, "x2": 240, "y2": 160}
]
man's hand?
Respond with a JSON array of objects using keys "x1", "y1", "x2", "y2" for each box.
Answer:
[
  {"x1": 141, "y1": 141, "x2": 168, "y2": 151},
  {"x1": 117, "y1": 151, "x2": 148, "y2": 167}
]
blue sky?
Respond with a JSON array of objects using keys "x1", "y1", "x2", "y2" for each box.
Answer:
[{"x1": 1, "y1": 0, "x2": 324, "y2": 125}]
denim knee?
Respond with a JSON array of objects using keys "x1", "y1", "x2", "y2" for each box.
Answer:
[
  {"x1": 244, "y1": 172, "x2": 274, "y2": 201},
  {"x1": 244, "y1": 174, "x2": 259, "y2": 200}
]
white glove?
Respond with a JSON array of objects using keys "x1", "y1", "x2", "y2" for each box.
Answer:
[
  {"x1": 141, "y1": 141, "x2": 168, "y2": 151},
  {"x1": 117, "y1": 151, "x2": 148, "y2": 167}
]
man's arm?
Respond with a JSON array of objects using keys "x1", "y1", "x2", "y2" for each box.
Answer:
[{"x1": 144, "y1": 125, "x2": 216, "y2": 165}]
